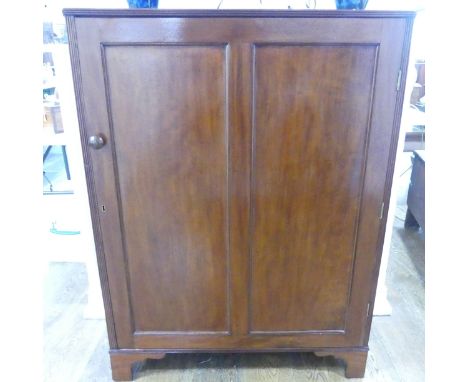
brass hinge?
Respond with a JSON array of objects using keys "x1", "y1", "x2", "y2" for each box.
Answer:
[
  {"x1": 379, "y1": 202, "x2": 385, "y2": 220},
  {"x1": 396, "y1": 69, "x2": 402, "y2": 91}
]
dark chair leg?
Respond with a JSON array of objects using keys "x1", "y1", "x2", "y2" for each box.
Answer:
[
  {"x1": 61, "y1": 145, "x2": 71, "y2": 180},
  {"x1": 43, "y1": 145, "x2": 53, "y2": 161}
]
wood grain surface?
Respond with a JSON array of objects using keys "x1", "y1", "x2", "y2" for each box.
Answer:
[
  {"x1": 104, "y1": 44, "x2": 229, "y2": 333},
  {"x1": 250, "y1": 44, "x2": 377, "y2": 333}
]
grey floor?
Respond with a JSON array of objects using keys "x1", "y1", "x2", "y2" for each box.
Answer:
[{"x1": 43, "y1": 154, "x2": 424, "y2": 382}]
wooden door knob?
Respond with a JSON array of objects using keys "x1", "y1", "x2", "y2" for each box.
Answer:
[{"x1": 88, "y1": 134, "x2": 106, "y2": 149}]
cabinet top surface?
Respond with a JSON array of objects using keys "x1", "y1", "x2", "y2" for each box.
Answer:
[{"x1": 62, "y1": 8, "x2": 416, "y2": 19}]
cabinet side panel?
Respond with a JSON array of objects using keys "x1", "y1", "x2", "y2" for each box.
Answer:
[
  {"x1": 65, "y1": 15, "x2": 119, "y2": 348},
  {"x1": 103, "y1": 44, "x2": 229, "y2": 333},
  {"x1": 250, "y1": 44, "x2": 378, "y2": 333}
]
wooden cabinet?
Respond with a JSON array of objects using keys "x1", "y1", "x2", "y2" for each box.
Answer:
[{"x1": 64, "y1": 9, "x2": 414, "y2": 380}]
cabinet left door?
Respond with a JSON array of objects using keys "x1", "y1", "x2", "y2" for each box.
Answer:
[{"x1": 68, "y1": 17, "x2": 233, "y2": 349}]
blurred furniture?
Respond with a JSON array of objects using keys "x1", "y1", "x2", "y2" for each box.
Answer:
[
  {"x1": 43, "y1": 41, "x2": 72, "y2": 193},
  {"x1": 43, "y1": 145, "x2": 71, "y2": 181},
  {"x1": 404, "y1": 60, "x2": 425, "y2": 152},
  {"x1": 410, "y1": 59, "x2": 425, "y2": 107},
  {"x1": 43, "y1": 102, "x2": 64, "y2": 134},
  {"x1": 404, "y1": 129, "x2": 425, "y2": 152},
  {"x1": 405, "y1": 150, "x2": 425, "y2": 231}
]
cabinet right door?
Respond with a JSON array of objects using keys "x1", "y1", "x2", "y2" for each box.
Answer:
[{"x1": 247, "y1": 20, "x2": 411, "y2": 344}]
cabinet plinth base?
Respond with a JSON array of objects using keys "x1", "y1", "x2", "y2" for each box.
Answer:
[
  {"x1": 110, "y1": 351, "x2": 166, "y2": 381},
  {"x1": 315, "y1": 349, "x2": 368, "y2": 378},
  {"x1": 108, "y1": 348, "x2": 368, "y2": 380}
]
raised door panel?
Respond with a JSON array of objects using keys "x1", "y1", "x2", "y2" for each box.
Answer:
[
  {"x1": 250, "y1": 44, "x2": 378, "y2": 333},
  {"x1": 102, "y1": 44, "x2": 229, "y2": 333}
]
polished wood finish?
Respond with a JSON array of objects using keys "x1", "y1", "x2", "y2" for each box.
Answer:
[
  {"x1": 110, "y1": 351, "x2": 166, "y2": 381},
  {"x1": 251, "y1": 44, "x2": 377, "y2": 333},
  {"x1": 103, "y1": 43, "x2": 229, "y2": 333},
  {"x1": 316, "y1": 350, "x2": 368, "y2": 378},
  {"x1": 65, "y1": 9, "x2": 415, "y2": 380}
]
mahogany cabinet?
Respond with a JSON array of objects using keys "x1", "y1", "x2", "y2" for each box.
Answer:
[{"x1": 64, "y1": 9, "x2": 414, "y2": 380}]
